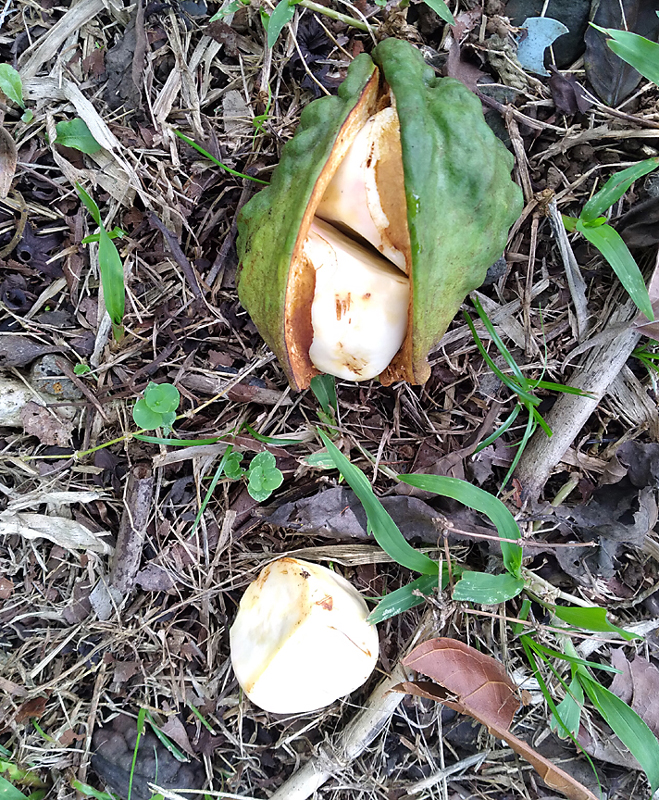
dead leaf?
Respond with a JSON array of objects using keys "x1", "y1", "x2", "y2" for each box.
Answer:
[
  {"x1": 610, "y1": 649, "x2": 659, "y2": 738},
  {"x1": 617, "y1": 441, "x2": 659, "y2": 488},
  {"x1": 0, "y1": 126, "x2": 17, "y2": 198},
  {"x1": 399, "y1": 638, "x2": 599, "y2": 800},
  {"x1": 0, "y1": 335, "x2": 62, "y2": 368},
  {"x1": 585, "y1": 0, "x2": 659, "y2": 106},
  {"x1": 159, "y1": 716, "x2": 197, "y2": 758},
  {"x1": 548, "y1": 68, "x2": 593, "y2": 115},
  {"x1": 15, "y1": 696, "x2": 48, "y2": 724},
  {"x1": 135, "y1": 563, "x2": 176, "y2": 592},
  {"x1": 0, "y1": 511, "x2": 113, "y2": 554},
  {"x1": 20, "y1": 402, "x2": 74, "y2": 447}
]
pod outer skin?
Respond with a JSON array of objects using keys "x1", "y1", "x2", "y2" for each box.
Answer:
[
  {"x1": 236, "y1": 40, "x2": 523, "y2": 389},
  {"x1": 372, "y1": 38, "x2": 523, "y2": 384},
  {"x1": 236, "y1": 54, "x2": 378, "y2": 390}
]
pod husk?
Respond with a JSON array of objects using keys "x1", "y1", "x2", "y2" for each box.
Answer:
[{"x1": 237, "y1": 40, "x2": 523, "y2": 390}]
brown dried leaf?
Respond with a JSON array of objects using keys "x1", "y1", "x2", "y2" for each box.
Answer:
[
  {"x1": 15, "y1": 696, "x2": 48, "y2": 723},
  {"x1": 400, "y1": 638, "x2": 599, "y2": 800},
  {"x1": 0, "y1": 126, "x2": 17, "y2": 198},
  {"x1": 20, "y1": 401, "x2": 74, "y2": 447}
]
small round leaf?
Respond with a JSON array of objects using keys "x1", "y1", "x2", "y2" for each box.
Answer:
[
  {"x1": 144, "y1": 382, "x2": 180, "y2": 413},
  {"x1": 132, "y1": 399, "x2": 164, "y2": 430}
]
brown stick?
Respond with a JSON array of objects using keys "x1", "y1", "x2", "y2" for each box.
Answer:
[{"x1": 109, "y1": 463, "x2": 154, "y2": 594}]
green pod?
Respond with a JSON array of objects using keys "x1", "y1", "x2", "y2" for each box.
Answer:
[{"x1": 237, "y1": 40, "x2": 522, "y2": 390}]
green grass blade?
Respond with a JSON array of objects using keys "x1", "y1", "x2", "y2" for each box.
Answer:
[
  {"x1": 190, "y1": 446, "x2": 234, "y2": 535},
  {"x1": 471, "y1": 296, "x2": 528, "y2": 387},
  {"x1": 367, "y1": 573, "x2": 440, "y2": 624},
  {"x1": 550, "y1": 676, "x2": 584, "y2": 738},
  {"x1": 398, "y1": 474, "x2": 523, "y2": 577},
  {"x1": 551, "y1": 605, "x2": 638, "y2": 640},
  {"x1": 98, "y1": 226, "x2": 125, "y2": 327},
  {"x1": 591, "y1": 24, "x2": 659, "y2": 88},
  {"x1": 75, "y1": 183, "x2": 101, "y2": 226},
  {"x1": 242, "y1": 422, "x2": 305, "y2": 446},
  {"x1": 421, "y1": 0, "x2": 454, "y2": 25},
  {"x1": 531, "y1": 379, "x2": 592, "y2": 396},
  {"x1": 580, "y1": 673, "x2": 659, "y2": 793},
  {"x1": 577, "y1": 220, "x2": 654, "y2": 320},
  {"x1": 310, "y1": 374, "x2": 337, "y2": 416},
  {"x1": 452, "y1": 571, "x2": 524, "y2": 603},
  {"x1": 463, "y1": 310, "x2": 540, "y2": 406},
  {"x1": 0, "y1": 777, "x2": 28, "y2": 800},
  {"x1": 581, "y1": 157, "x2": 659, "y2": 222},
  {"x1": 474, "y1": 403, "x2": 521, "y2": 454},
  {"x1": 173, "y1": 130, "x2": 268, "y2": 184},
  {"x1": 526, "y1": 640, "x2": 620, "y2": 673},
  {"x1": 318, "y1": 429, "x2": 438, "y2": 575},
  {"x1": 531, "y1": 406, "x2": 552, "y2": 438},
  {"x1": 267, "y1": 0, "x2": 295, "y2": 47},
  {"x1": 133, "y1": 435, "x2": 221, "y2": 446}
]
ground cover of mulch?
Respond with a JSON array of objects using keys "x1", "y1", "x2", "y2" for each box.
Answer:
[{"x1": 3, "y1": 0, "x2": 659, "y2": 798}]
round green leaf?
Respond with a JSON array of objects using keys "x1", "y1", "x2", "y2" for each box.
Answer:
[
  {"x1": 144, "y1": 382, "x2": 180, "y2": 413},
  {"x1": 132, "y1": 399, "x2": 164, "y2": 430}
]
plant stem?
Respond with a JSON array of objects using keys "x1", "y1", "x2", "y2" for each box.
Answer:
[{"x1": 298, "y1": 0, "x2": 372, "y2": 32}]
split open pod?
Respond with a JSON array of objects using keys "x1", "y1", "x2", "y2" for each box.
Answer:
[{"x1": 237, "y1": 38, "x2": 523, "y2": 389}]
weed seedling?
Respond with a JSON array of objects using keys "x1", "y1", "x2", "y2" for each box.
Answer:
[
  {"x1": 76, "y1": 183, "x2": 125, "y2": 341},
  {"x1": 562, "y1": 158, "x2": 658, "y2": 320},
  {"x1": 0, "y1": 64, "x2": 33, "y2": 122},
  {"x1": 132, "y1": 382, "x2": 180, "y2": 431}
]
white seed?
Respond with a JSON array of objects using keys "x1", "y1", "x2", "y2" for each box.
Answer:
[
  {"x1": 316, "y1": 105, "x2": 410, "y2": 274},
  {"x1": 305, "y1": 219, "x2": 409, "y2": 382},
  {"x1": 230, "y1": 557, "x2": 379, "y2": 714}
]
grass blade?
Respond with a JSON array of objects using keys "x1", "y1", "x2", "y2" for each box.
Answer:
[
  {"x1": 551, "y1": 605, "x2": 638, "y2": 640},
  {"x1": 173, "y1": 130, "x2": 268, "y2": 184},
  {"x1": 581, "y1": 157, "x2": 659, "y2": 223},
  {"x1": 452, "y1": 571, "x2": 524, "y2": 603},
  {"x1": 474, "y1": 403, "x2": 521, "y2": 454},
  {"x1": 98, "y1": 225, "x2": 125, "y2": 330},
  {"x1": 577, "y1": 220, "x2": 654, "y2": 320},
  {"x1": 580, "y1": 673, "x2": 659, "y2": 793},
  {"x1": 398, "y1": 474, "x2": 523, "y2": 577},
  {"x1": 318, "y1": 429, "x2": 438, "y2": 575},
  {"x1": 471, "y1": 296, "x2": 528, "y2": 387},
  {"x1": 367, "y1": 573, "x2": 441, "y2": 624},
  {"x1": 463, "y1": 310, "x2": 539, "y2": 406},
  {"x1": 421, "y1": 0, "x2": 455, "y2": 25},
  {"x1": 590, "y1": 24, "x2": 659, "y2": 88},
  {"x1": 267, "y1": 0, "x2": 295, "y2": 47}
]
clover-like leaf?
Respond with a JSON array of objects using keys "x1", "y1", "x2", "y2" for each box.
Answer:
[
  {"x1": 132, "y1": 399, "x2": 164, "y2": 430},
  {"x1": 246, "y1": 451, "x2": 284, "y2": 502},
  {"x1": 144, "y1": 382, "x2": 180, "y2": 414},
  {"x1": 224, "y1": 452, "x2": 245, "y2": 479}
]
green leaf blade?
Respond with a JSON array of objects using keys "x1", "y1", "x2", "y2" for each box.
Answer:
[
  {"x1": 421, "y1": 0, "x2": 455, "y2": 25},
  {"x1": 318, "y1": 430, "x2": 439, "y2": 575},
  {"x1": 580, "y1": 674, "x2": 659, "y2": 793},
  {"x1": 576, "y1": 221, "x2": 654, "y2": 320},
  {"x1": 0, "y1": 776, "x2": 28, "y2": 800},
  {"x1": 267, "y1": 0, "x2": 296, "y2": 48},
  {"x1": 54, "y1": 118, "x2": 102, "y2": 154},
  {"x1": 367, "y1": 574, "x2": 440, "y2": 624},
  {"x1": 399, "y1": 474, "x2": 523, "y2": 577},
  {"x1": 0, "y1": 64, "x2": 25, "y2": 108},
  {"x1": 591, "y1": 24, "x2": 659, "y2": 88},
  {"x1": 144, "y1": 382, "x2": 180, "y2": 414},
  {"x1": 552, "y1": 605, "x2": 638, "y2": 640},
  {"x1": 452, "y1": 571, "x2": 524, "y2": 604},
  {"x1": 581, "y1": 157, "x2": 659, "y2": 222},
  {"x1": 98, "y1": 226, "x2": 125, "y2": 327}
]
